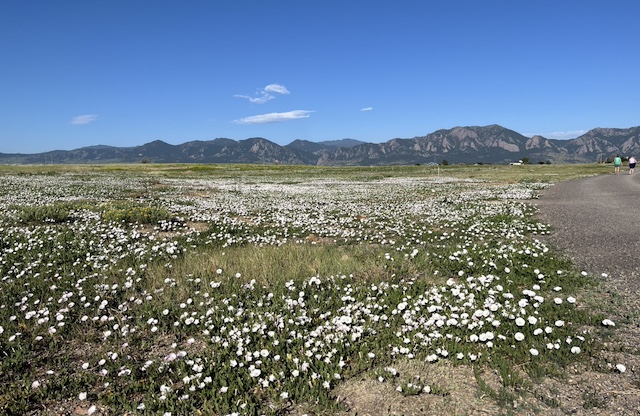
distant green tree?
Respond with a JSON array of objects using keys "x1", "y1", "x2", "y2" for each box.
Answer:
[
  {"x1": 441, "y1": 159, "x2": 449, "y2": 166},
  {"x1": 521, "y1": 157, "x2": 530, "y2": 164}
]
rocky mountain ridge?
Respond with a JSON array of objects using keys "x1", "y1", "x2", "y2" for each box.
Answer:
[{"x1": 2, "y1": 125, "x2": 640, "y2": 165}]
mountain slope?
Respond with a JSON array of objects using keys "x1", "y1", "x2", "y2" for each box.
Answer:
[
  {"x1": 318, "y1": 125, "x2": 570, "y2": 165},
  {"x1": 563, "y1": 127, "x2": 640, "y2": 161},
  {"x1": 2, "y1": 125, "x2": 640, "y2": 165}
]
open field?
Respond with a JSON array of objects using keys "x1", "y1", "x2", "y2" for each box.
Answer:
[{"x1": 0, "y1": 163, "x2": 628, "y2": 415}]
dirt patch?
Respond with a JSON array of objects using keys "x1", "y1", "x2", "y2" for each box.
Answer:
[
  {"x1": 319, "y1": 357, "x2": 640, "y2": 416},
  {"x1": 533, "y1": 362, "x2": 640, "y2": 415},
  {"x1": 331, "y1": 361, "x2": 502, "y2": 416}
]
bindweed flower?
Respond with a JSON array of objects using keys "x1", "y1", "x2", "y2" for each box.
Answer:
[{"x1": 0, "y1": 170, "x2": 604, "y2": 414}]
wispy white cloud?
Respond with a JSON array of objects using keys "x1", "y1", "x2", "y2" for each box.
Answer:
[
  {"x1": 234, "y1": 83, "x2": 290, "y2": 104},
  {"x1": 264, "y1": 84, "x2": 289, "y2": 95},
  {"x1": 233, "y1": 110, "x2": 312, "y2": 124},
  {"x1": 234, "y1": 93, "x2": 273, "y2": 104},
  {"x1": 70, "y1": 114, "x2": 97, "y2": 125},
  {"x1": 528, "y1": 130, "x2": 586, "y2": 140},
  {"x1": 361, "y1": 107, "x2": 373, "y2": 112}
]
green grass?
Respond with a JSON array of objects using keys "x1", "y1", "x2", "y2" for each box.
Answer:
[{"x1": 101, "y1": 202, "x2": 175, "y2": 225}]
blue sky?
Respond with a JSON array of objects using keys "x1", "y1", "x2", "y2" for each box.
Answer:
[{"x1": 1, "y1": 1, "x2": 639, "y2": 153}]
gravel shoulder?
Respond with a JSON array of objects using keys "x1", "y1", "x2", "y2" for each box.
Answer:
[{"x1": 533, "y1": 171, "x2": 640, "y2": 279}]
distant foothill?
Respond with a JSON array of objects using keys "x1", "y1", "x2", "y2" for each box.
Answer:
[{"x1": 1, "y1": 125, "x2": 639, "y2": 166}]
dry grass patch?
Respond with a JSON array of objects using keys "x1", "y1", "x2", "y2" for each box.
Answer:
[
  {"x1": 332, "y1": 358, "x2": 640, "y2": 416},
  {"x1": 144, "y1": 241, "x2": 441, "y2": 291},
  {"x1": 332, "y1": 360, "x2": 502, "y2": 416}
]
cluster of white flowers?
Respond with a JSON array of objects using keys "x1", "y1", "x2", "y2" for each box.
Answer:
[{"x1": 0, "y1": 172, "x2": 602, "y2": 415}]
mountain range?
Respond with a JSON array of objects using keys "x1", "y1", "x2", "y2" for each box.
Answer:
[{"x1": 2, "y1": 125, "x2": 639, "y2": 165}]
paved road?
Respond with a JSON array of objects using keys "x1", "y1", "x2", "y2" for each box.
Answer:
[
  {"x1": 530, "y1": 171, "x2": 640, "y2": 416},
  {"x1": 533, "y1": 170, "x2": 640, "y2": 279}
]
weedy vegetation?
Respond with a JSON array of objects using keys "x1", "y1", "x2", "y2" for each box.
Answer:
[{"x1": 0, "y1": 163, "x2": 621, "y2": 415}]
